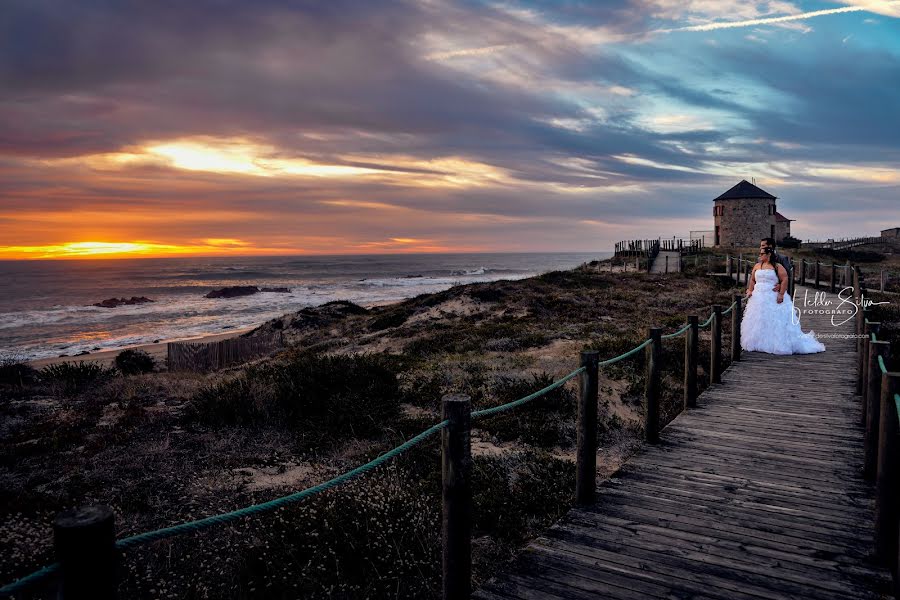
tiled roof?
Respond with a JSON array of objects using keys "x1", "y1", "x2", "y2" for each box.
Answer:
[{"x1": 714, "y1": 180, "x2": 777, "y2": 201}]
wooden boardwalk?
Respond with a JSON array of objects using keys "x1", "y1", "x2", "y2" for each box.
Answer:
[
  {"x1": 650, "y1": 251, "x2": 681, "y2": 274},
  {"x1": 474, "y1": 284, "x2": 893, "y2": 600}
]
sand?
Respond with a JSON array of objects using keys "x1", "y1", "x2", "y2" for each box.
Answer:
[{"x1": 28, "y1": 328, "x2": 255, "y2": 369}]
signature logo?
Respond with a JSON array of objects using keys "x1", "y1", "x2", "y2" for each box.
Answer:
[{"x1": 792, "y1": 287, "x2": 890, "y2": 326}]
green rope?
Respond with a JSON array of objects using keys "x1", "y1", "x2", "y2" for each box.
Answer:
[
  {"x1": 879, "y1": 355, "x2": 888, "y2": 375},
  {"x1": 661, "y1": 323, "x2": 691, "y2": 339},
  {"x1": 699, "y1": 312, "x2": 715, "y2": 328},
  {"x1": 0, "y1": 419, "x2": 450, "y2": 594},
  {"x1": 721, "y1": 300, "x2": 738, "y2": 316},
  {"x1": 471, "y1": 367, "x2": 584, "y2": 419},
  {"x1": 871, "y1": 332, "x2": 876, "y2": 342},
  {"x1": 896, "y1": 393, "x2": 900, "y2": 428},
  {"x1": 0, "y1": 563, "x2": 60, "y2": 596},
  {"x1": 599, "y1": 338, "x2": 652, "y2": 366},
  {"x1": 3, "y1": 362, "x2": 600, "y2": 594},
  {"x1": 115, "y1": 419, "x2": 448, "y2": 549}
]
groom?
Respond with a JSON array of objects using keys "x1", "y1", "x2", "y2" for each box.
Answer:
[{"x1": 760, "y1": 237, "x2": 792, "y2": 292}]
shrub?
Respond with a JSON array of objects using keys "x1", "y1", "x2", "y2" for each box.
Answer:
[
  {"x1": 468, "y1": 287, "x2": 507, "y2": 303},
  {"x1": 115, "y1": 349, "x2": 156, "y2": 375},
  {"x1": 39, "y1": 362, "x2": 117, "y2": 397},
  {"x1": 472, "y1": 449, "x2": 574, "y2": 543},
  {"x1": 0, "y1": 360, "x2": 38, "y2": 387},
  {"x1": 476, "y1": 373, "x2": 576, "y2": 448},
  {"x1": 187, "y1": 353, "x2": 400, "y2": 438},
  {"x1": 368, "y1": 309, "x2": 412, "y2": 331}
]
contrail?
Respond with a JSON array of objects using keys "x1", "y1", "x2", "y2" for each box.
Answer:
[
  {"x1": 425, "y1": 44, "x2": 512, "y2": 61},
  {"x1": 654, "y1": 4, "x2": 897, "y2": 33}
]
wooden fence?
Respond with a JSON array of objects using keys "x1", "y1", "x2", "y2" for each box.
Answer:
[
  {"x1": 803, "y1": 236, "x2": 886, "y2": 250},
  {"x1": 167, "y1": 332, "x2": 284, "y2": 372}
]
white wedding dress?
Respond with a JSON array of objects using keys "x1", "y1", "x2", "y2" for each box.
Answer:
[{"x1": 741, "y1": 268, "x2": 826, "y2": 355}]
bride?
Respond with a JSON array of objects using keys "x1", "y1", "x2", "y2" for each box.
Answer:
[{"x1": 741, "y1": 248, "x2": 826, "y2": 355}]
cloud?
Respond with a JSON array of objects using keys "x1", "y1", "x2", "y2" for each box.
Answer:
[{"x1": 0, "y1": 0, "x2": 897, "y2": 254}]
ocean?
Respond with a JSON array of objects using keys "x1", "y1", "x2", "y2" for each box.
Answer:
[{"x1": 0, "y1": 252, "x2": 609, "y2": 361}]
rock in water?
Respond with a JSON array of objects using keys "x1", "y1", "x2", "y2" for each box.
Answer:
[
  {"x1": 93, "y1": 296, "x2": 154, "y2": 308},
  {"x1": 205, "y1": 286, "x2": 260, "y2": 299},
  {"x1": 260, "y1": 287, "x2": 291, "y2": 293}
]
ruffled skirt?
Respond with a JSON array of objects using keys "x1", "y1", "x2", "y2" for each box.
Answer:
[{"x1": 740, "y1": 289, "x2": 826, "y2": 355}]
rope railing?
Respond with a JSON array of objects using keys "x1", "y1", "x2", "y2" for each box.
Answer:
[
  {"x1": 661, "y1": 323, "x2": 691, "y2": 340},
  {"x1": 1, "y1": 336, "x2": 660, "y2": 596},
  {"x1": 471, "y1": 367, "x2": 584, "y2": 419},
  {"x1": 859, "y1": 307, "x2": 899, "y2": 584}
]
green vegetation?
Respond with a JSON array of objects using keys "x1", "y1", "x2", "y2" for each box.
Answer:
[
  {"x1": 115, "y1": 349, "x2": 156, "y2": 375},
  {"x1": 39, "y1": 361, "x2": 117, "y2": 397}
]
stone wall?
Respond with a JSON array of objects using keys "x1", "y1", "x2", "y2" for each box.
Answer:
[
  {"x1": 882, "y1": 227, "x2": 900, "y2": 239},
  {"x1": 714, "y1": 198, "x2": 775, "y2": 247},
  {"x1": 775, "y1": 220, "x2": 791, "y2": 243}
]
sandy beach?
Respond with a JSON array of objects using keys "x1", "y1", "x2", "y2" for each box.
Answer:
[{"x1": 27, "y1": 328, "x2": 254, "y2": 369}]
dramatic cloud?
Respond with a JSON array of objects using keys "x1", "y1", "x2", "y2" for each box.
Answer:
[{"x1": 0, "y1": 0, "x2": 898, "y2": 257}]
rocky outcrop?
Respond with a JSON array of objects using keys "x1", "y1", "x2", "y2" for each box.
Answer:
[
  {"x1": 93, "y1": 296, "x2": 154, "y2": 308},
  {"x1": 260, "y1": 287, "x2": 291, "y2": 293},
  {"x1": 205, "y1": 286, "x2": 260, "y2": 299}
]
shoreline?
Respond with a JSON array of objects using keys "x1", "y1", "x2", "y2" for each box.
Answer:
[
  {"x1": 25, "y1": 297, "x2": 404, "y2": 369},
  {"x1": 27, "y1": 328, "x2": 256, "y2": 369},
  {"x1": 17, "y1": 263, "x2": 607, "y2": 370}
]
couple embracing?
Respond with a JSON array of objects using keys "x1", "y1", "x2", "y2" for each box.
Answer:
[{"x1": 741, "y1": 237, "x2": 826, "y2": 355}]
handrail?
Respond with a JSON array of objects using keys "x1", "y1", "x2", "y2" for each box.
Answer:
[{"x1": 1, "y1": 332, "x2": 657, "y2": 595}]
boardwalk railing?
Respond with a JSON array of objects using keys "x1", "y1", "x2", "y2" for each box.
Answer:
[
  {"x1": 614, "y1": 237, "x2": 703, "y2": 258},
  {"x1": 804, "y1": 236, "x2": 886, "y2": 250},
  {"x1": 4, "y1": 265, "x2": 898, "y2": 598},
  {"x1": 859, "y1": 268, "x2": 900, "y2": 587},
  {"x1": 167, "y1": 331, "x2": 284, "y2": 371}
]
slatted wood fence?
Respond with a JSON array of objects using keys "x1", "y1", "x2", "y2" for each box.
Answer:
[{"x1": 166, "y1": 331, "x2": 284, "y2": 371}]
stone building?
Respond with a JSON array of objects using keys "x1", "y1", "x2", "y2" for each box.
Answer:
[
  {"x1": 713, "y1": 180, "x2": 794, "y2": 247},
  {"x1": 881, "y1": 227, "x2": 900, "y2": 239}
]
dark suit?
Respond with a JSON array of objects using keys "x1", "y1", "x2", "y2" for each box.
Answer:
[{"x1": 771, "y1": 251, "x2": 792, "y2": 273}]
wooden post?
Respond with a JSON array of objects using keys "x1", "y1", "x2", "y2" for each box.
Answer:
[
  {"x1": 665, "y1": 255, "x2": 669, "y2": 274},
  {"x1": 814, "y1": 261, "x2": 820, "y2": 288},
  {"x1": 731, "y1": 295, "x2": 742, "y2": 363},
  {"x1": 54, "y1": 505, "x2": 117, "y2": 600},
  {"x1": 863, "y1": 319, "x2": 879, "y2": 426},
  {"x1": 684, "y1": 315, "x2": 699, "y2": 410},
  {"x1": 577, "y1": 352, "x2": 599, "y2": 505},
  {"x1": 857, "y1": 309, "x2": 866, "y2": 398},
  {"x1": 875, "y1": 371, "x2": 899, "y2": 570},
  {"x1": 442, "y1": 394, "x2": 472, "y2": 600},
  {"x1": 788, "y1": 267, "x2": 795, "y2": 298},
  {"x1": 710, "y1": 306, "x2": 722, "y2": 384},
  {"x1": 800, "y1": 259, "x2": 806, "y2": 286},
  {"x1": 830, "y1": 263, "x2": 837, "y2": 294},
  {"x1": 645, "y1": 327, "x2": 662, "y2": 444},
  {"x1": 881, "y1": 269, "x2": 886, "y2": 293},
  {"x1": 743, "y1": 259, "x2": 749, "y2": 286},
  {"x1": 864, "y1": 339, "x2": 888, "y2": 480},
  {"x1": 707, "y1": 254, "x2": 711, "y2": 274}
]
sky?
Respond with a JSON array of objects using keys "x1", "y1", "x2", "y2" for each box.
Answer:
[{"x1": 1, "y1": 0, "x2": 898, "y2": 258}]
